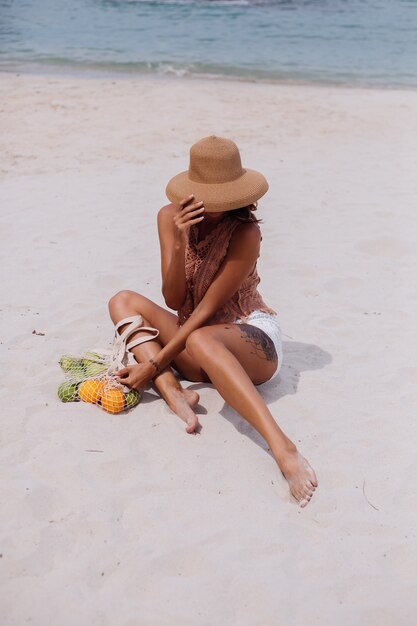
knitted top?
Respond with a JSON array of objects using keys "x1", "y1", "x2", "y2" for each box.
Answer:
[{"x1": 177, "y1": 217, "x2": 276, "y2": 326}]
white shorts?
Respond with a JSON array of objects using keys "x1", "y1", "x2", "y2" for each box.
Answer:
[{"x1": 235, "y1": 310, "x2": 283, "y2": 375}]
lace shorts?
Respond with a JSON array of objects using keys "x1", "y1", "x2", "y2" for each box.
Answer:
[{"x1": 235, "y1": 310, "x2": 283, "y2": 375}]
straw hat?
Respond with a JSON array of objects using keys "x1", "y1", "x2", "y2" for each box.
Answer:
[{"x1": 165, "y1": 135, "x2": 269, "y2": 212}]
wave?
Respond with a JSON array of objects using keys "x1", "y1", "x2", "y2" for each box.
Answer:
[
  {"x1": 97, "y1": 0, "x2": 251, "y2": 6},
  {"x1": 2, "y1": 56, "x2": 416, "y2": 89}
]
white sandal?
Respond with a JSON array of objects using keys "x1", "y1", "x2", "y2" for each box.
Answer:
[{"x1": 108, "y1": 314, "x2": 159, "y2": 374}]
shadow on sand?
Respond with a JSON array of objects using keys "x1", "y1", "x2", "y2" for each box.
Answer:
[{"x1": 189, "y1": 340, "x2": 332, "y2": 454}]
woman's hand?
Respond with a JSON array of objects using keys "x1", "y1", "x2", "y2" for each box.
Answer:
[
  {"x1": 115, "y1": 362, "x2": 156, "y2": 390},
  {"x1": 173, "y1": 195, "x2": 205, "y2": 243}
]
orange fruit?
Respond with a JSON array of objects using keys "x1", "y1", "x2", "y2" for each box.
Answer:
[
  {"x1": 79, "y1": 379, "x2": 105, "y2": 404},
  {"x1": 100, "y1": 388, "x2": 125, "y2": 414}
]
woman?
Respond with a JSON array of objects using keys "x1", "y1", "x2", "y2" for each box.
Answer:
[{"x1": 109, "y1": 136, "x2": 317, "y2": 507}]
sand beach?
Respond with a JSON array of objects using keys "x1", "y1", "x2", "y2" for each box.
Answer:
[{"x1": 1, "y1": 72, "x2": 417, "y2": 625}]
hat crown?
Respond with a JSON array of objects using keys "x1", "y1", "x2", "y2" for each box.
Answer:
[{"x1": 188, "y1": 136, "x2": 245, "y2": 185}]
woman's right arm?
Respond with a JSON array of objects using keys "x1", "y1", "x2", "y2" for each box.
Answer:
[{"x1": 157, "y1": 195, "x2": 204, "y2": 311}]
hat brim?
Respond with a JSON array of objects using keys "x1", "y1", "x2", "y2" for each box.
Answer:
[{"x1": 165, "y1": 168, "x2": 269, "y2": 213}]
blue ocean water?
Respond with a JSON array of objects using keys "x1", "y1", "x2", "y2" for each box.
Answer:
[{"x1": 0, "y1": 0, "x2": 416, "y2": 87}]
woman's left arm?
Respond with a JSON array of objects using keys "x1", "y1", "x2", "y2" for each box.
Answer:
[{"x1": 117, "y1": 223, "x2": 261, "y2": 388}]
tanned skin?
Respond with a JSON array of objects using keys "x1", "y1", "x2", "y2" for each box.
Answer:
[{"x1": 108, "y1": 195, "x2": 318, "y2": 507}]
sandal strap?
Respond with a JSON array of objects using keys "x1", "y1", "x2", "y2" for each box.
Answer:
[
  {"x1": 127, "y1": 326, "x2": 159, "y2": 351},
  {"x1": 109, "y1": 314, "x2": 160, "y2": 372},
  {"x1": 115, "y1": 315, "x2": 143, "y2": 341}
]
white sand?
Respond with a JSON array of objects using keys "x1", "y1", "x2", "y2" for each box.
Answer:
[{"x1": 1, "y1": 72, "x2": 417, "y2": 625}]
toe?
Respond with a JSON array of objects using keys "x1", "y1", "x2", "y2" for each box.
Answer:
[
  {"x1": 186, "y1": 420, "x2": 196, "y2": 434},
  {"x1": 290, "y1": 488, "x2": 302, "y2": 503}
]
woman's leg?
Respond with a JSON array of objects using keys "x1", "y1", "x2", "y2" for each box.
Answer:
[
  {"x1": 184, "y1": 324, "x2": 318, "y2": 507},
  {"x1": 108, "y1": 290, "x2": 204, "y2": 433}
]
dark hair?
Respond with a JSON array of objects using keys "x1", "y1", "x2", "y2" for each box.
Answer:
[{"x1": 228, "y1": 202, "x2": 262, "y2": 224}]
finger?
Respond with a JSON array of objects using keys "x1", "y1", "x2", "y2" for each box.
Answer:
[
  {"x1": 116, "y1": 375, "x2": 132, "y2": 387},
  {"x1": 178, "y1": 194, "x2": 195, "y2": 209},
  {"x1": 181, "y1": 200, "x2": 204, "y2": 213},
  {"x1": 179, "y1": 200, "x2": 204, "y2": 216},
  {"x1": 115, "y1": 368, "x2": 130, "y2": 378},
  {"x1": 176, "y1": 207, "x2": 205, "y2": 225},
  {"x1": 175, "y1": 207, "x2": 205, "y2": 225},
  {"x1": 184, "y1": 215, "x2": 204, "y2": 226}
]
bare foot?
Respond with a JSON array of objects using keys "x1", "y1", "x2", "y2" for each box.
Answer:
[
  {"x1": 278, "y1": 448, "x2": 318, "y2": 507},
  {"x1": 164, "y1": 387, "x2": 200, "y2": 434},
  {"x1": 182, "y1": 388, "x2": 199, "y2": 411}
]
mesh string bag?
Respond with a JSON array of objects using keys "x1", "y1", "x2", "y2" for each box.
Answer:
[{"x1": 57, "y1": 315, "x2": 159, "y2": 413}]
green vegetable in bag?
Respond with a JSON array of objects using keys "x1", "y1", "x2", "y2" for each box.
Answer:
[
  {"x1": 59, "y1": 356, "x2": 86, "y2": 381},
  {"x1": 83, "y1": 360, "x2": 108, "y2": 377},
  {"x1": 125, "y1": 389, "x2": 141, "y2": 409},
  {"x1": 58, "y1": 381, "x2": 80, "y2": 403}
]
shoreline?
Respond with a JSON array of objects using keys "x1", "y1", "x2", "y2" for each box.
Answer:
[{"x1": 2, "y1": 62, "x2": 417, "y2": 93}]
